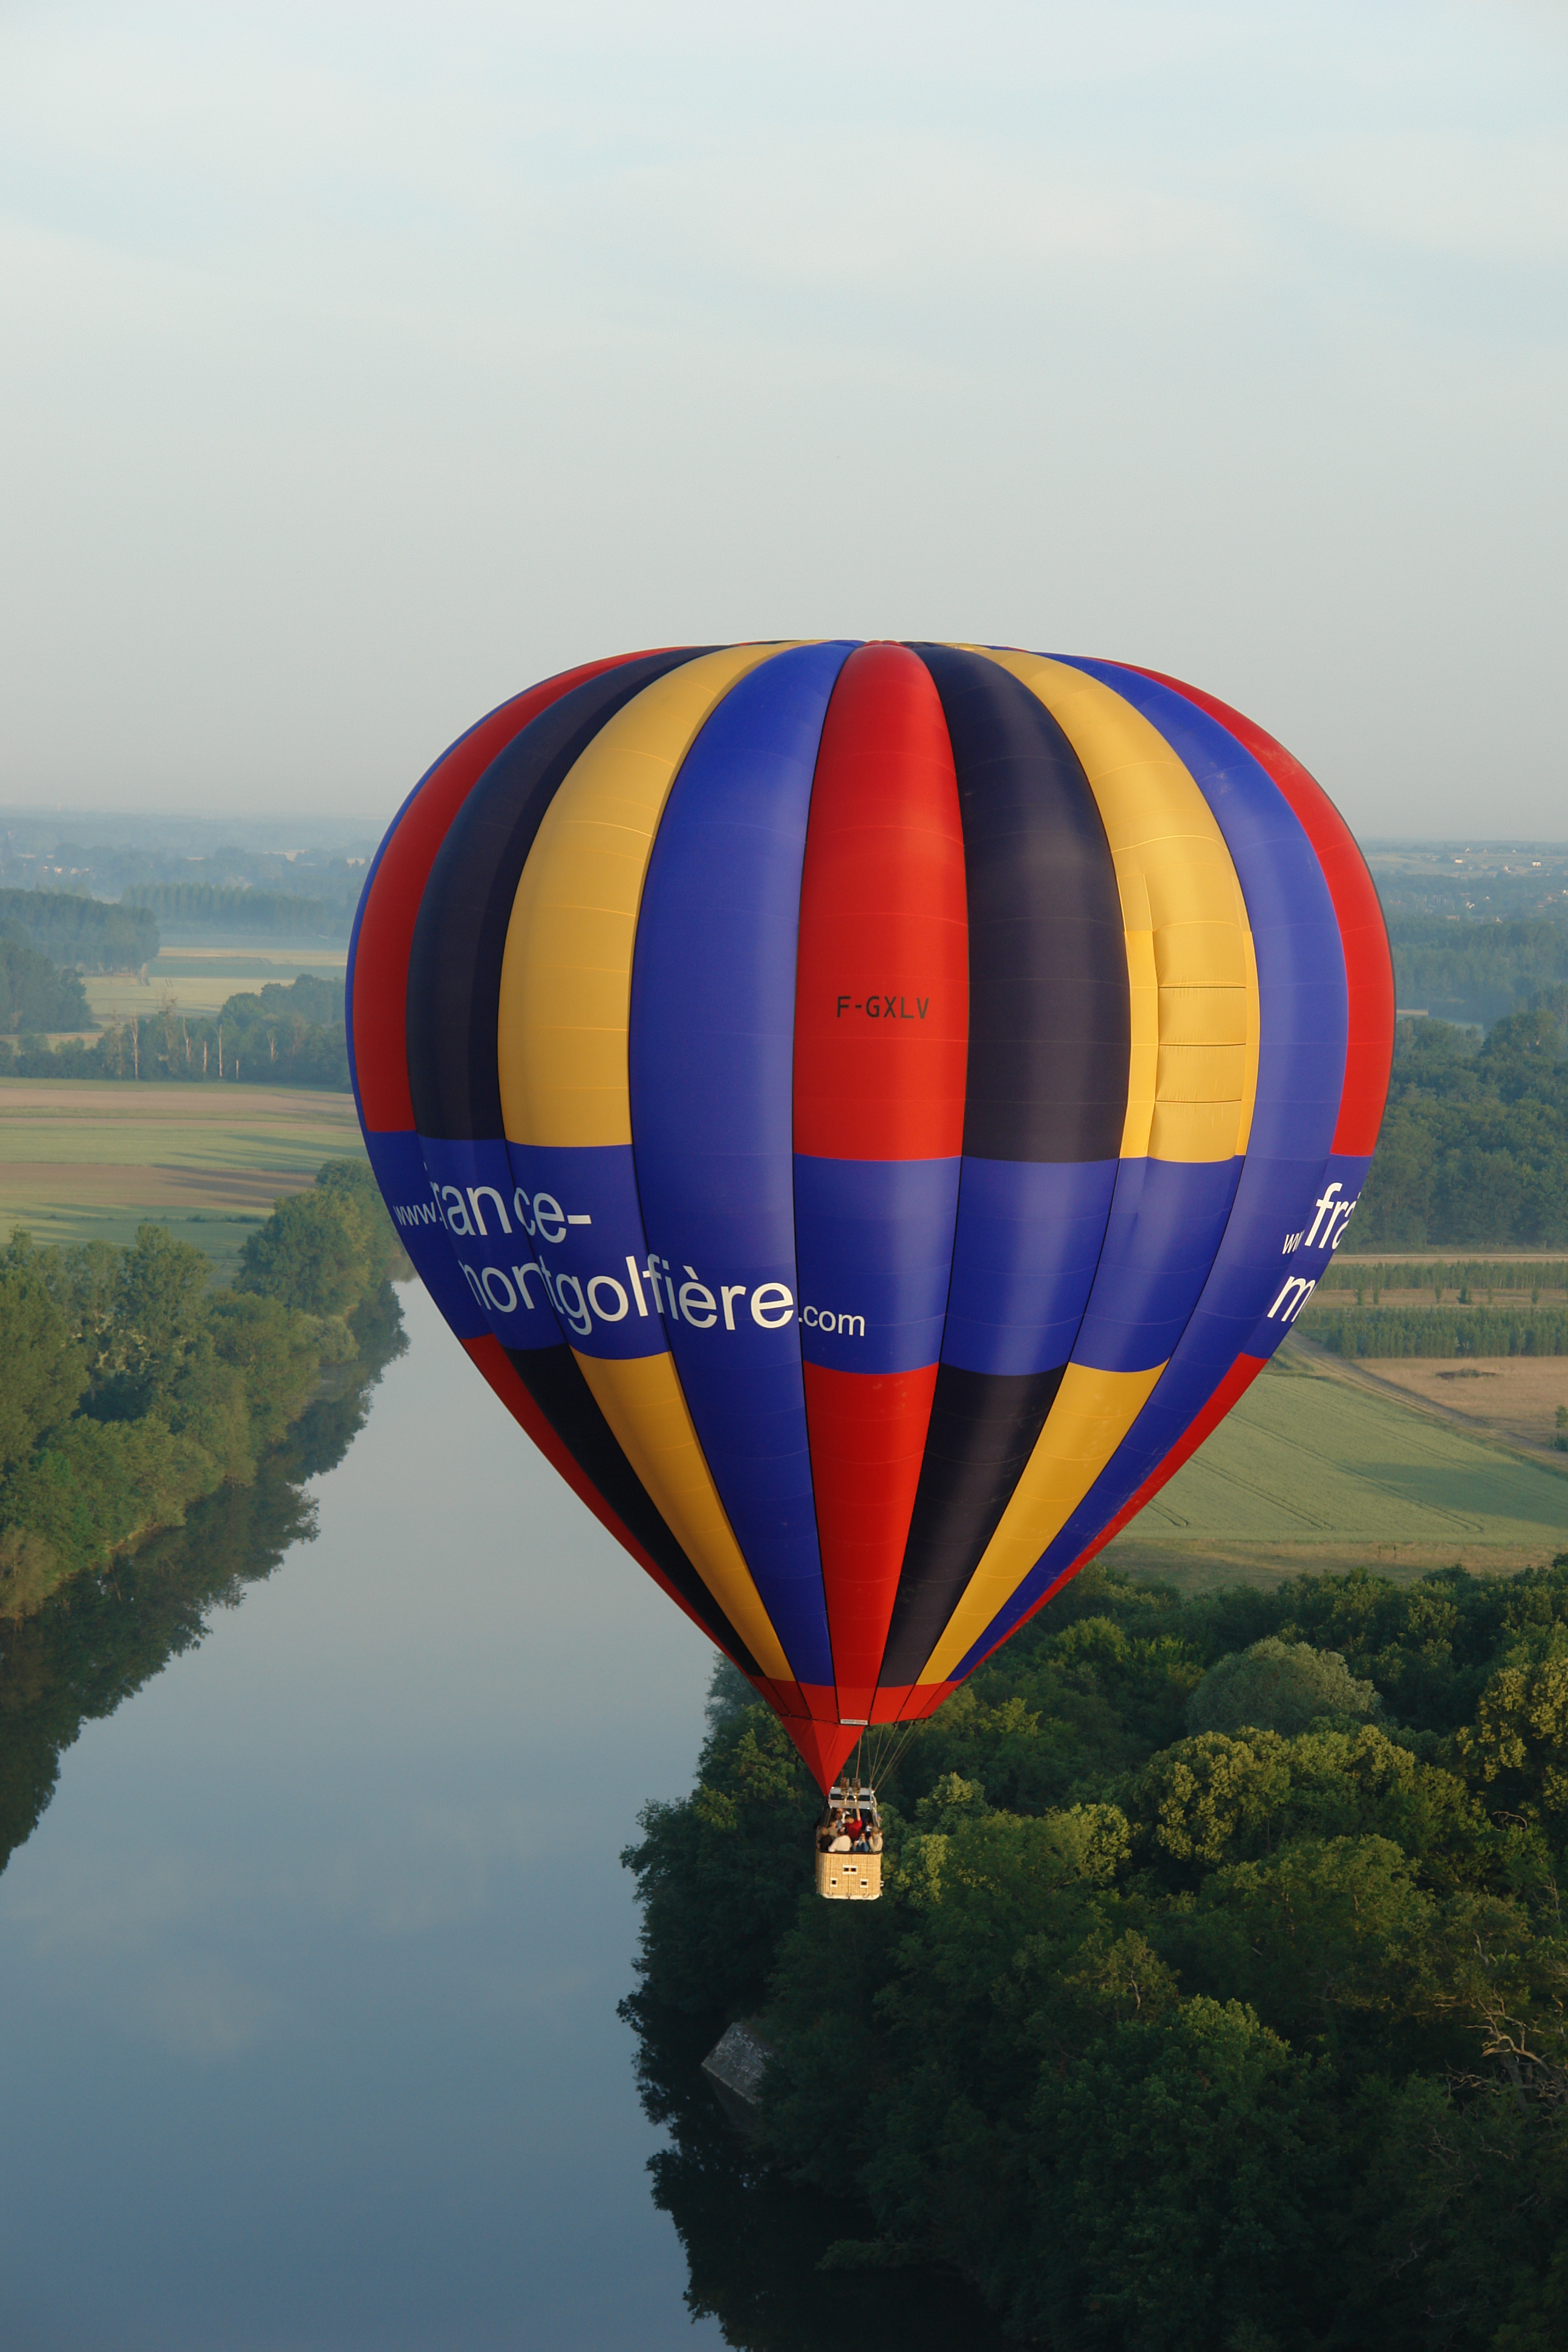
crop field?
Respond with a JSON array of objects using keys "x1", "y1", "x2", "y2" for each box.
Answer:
[
  {"x1": 0, "y1": 1077, "x2": 365, "y2": 1275},
  {"x1": 81, "y1": 944, "x2": 348, "y2": 1025},
  {"x1": 1332, "y1": 1353, "x2": 1568, "y2": 1455},
  {"x1": 1103, "y1": 1348, "x2": 1568, "y2": 1591}
]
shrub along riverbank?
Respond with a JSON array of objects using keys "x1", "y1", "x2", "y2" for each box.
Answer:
[
  {"x1": 626, "y1": 1561, "x2": 1568, "y2": 2350},
  {"x1": 0, "y1": 1160, "x2": 402, "y2": 1617}
]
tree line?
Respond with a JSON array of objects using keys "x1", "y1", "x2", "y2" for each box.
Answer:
[
  {"x1": 626, "y1": 1560, "x2": 1568, "y2": 2349},
  {"x1": 123, "y1": 882, "x2": 353, "y2": 938},
  {"x1": 0, "y1": 889, "x2": 158, "y2": 972},
  {"x1": 1301, "y1": 1302, "x2": 1568, "y2": 1357},
  {"x1": 0, "y1": 972, "x2": 350, "y2": 1089},
  {"x1": 1318, "y1": 1258, "x2": 1568, "y2": 1296},
  {"x1": 0, "y1": 1160, "x2": 404, "y2": 1619}
]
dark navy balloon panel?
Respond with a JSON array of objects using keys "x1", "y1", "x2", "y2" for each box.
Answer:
[
  {"x1": 938, "y1": 655, "x2": 1385, "y2": 1688},
  {"x1": 350, "y1": 639, "x2": 1394, "y2": 1787}
]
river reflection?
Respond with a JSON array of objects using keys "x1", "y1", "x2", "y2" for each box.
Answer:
[
  {"x1": 0, "y1": 1283, "x2": 723, "y2": 2350},
  {"x1": 0, "y1": 1282, "x2": 1002, "y2": 2351},
  {"x1": 624, "y1": 1994, "x2": 1011, "y2": 2351}
]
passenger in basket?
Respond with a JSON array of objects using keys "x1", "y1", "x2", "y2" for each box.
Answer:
[
  {"x1": 867, "y1": 1827, "x2": 883, "y2": 1854},
  {"x1": 828, "y1": 1824, "x2": 852, "y2": 1853}
]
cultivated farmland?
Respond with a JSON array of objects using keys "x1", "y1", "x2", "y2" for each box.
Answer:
[
  {"x1": 1331, "y1": 1352, "x2": 1568, "y2": 1456},
  {"x1": 1103, "y1": 1348, "x2": 1568, "y2": 1590},
  {"x1": 0, "y1": 1077, "x2": 365, "y2": 1275}
]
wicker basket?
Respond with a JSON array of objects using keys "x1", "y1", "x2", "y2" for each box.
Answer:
[{"x1": 815, "y1": 1848, "x2": 882, "y2": 1901}]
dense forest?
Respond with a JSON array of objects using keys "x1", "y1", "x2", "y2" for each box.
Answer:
[
  {"x1": 1388, "y1": 918, "x2": 1568, "y2": 1027},
  {"x1": 0, "y1": 1158, "x2": 402, "y2": 1616},
  {"x1": 0, "y1": 887, "x2": 157, "y2": 972},
  {"x1": 627, "y1": 1561, "x2": 1568, "y2": 2349},
  {"x1": 0, "y1": 971, "x2": 350, "y2": 1088},
  {"x1": 1353, "y1": 993, "x2": 1568, "y2": 1249}
]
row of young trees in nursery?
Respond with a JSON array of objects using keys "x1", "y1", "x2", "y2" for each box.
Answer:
[
  {"x1": 627, "y1": 1560, "x2": 1568, "y2": 2351},
  {"x1": 0, "y1": 1160, "x2": 403, "y2": 1617},
  {"x1": 1302, "y1": 1303, "x2": 1568, "y2": 1357},
  {"x1": 1316, "y1": 1260, "x2": 1568, "y2": 1296}
]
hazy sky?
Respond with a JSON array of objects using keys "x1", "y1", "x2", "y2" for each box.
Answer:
[{"x1": 2, "y1": 1, "x2": 1565, "y2": 835}]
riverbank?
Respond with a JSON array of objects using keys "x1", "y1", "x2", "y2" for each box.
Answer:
[
  {"x1": 0, "y1": 1159, "x2": 405, "y2": 1618},
  {"x1": 0, "y1": 1282, "x2": 406, "y2": 1876}
]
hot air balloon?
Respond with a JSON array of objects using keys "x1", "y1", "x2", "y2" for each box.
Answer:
[{"x1": 348, "y1": 642, "x2": 1394, "y2": 1896}]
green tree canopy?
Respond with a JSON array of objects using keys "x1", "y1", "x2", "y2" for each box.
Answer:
[
  {"x1": 1459, "y1": 1647, "x2": 1568, "y2": 1819},
  {"x1": 236, "y1": 1186, "x2": 368, "y2": 1316},
  {"x1": 0, "y1": 1240, "x2": 87, "y2": 1473},
  {"x1": 1186, "y1": 1636, "x2": 1382, "y2": 1739},
  {"x1": 0, "y1": 935, "x2": 91, "y2": 1032},
  {"x1": 0, "y1": 1168, "x2": 402, "y2": 1613}
]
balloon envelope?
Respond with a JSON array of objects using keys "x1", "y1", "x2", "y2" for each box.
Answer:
[{"x1": 349, "y1": 642, "x2": 1394, "y2": 1788}]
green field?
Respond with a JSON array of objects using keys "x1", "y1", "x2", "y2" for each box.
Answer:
[
  {"x1": 0, "y1": 1077, "x2": 365, "y2": 1277},
  {"x1": 1105, "y1": 1347, "x2": 1568, "y2": 1590},
  {"x1": 82, "y1": 944, "x2": 347, "y2": 1025}
]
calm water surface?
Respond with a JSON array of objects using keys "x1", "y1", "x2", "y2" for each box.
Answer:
[{"x1": 0, "y1": 1285, "x2": 727, "y2": 2350}]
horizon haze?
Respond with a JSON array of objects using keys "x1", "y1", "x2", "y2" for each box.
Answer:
[{"x1": 2, "y1": 2, "x2": 1565, "y2": 836}]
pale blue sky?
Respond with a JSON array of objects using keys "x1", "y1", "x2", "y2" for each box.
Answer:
[{"x1": 1, "y1": 1, "x2": 1564, "y2": 831}]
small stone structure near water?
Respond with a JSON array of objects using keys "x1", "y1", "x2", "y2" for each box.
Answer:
[{"x1": 701, "y1": 2018, "x2": 774, "y2": 2133}]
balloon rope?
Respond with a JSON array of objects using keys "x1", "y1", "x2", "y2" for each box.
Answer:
[{"x1": 879, "y1": 1716, "x2": 923, "y2": 1790}]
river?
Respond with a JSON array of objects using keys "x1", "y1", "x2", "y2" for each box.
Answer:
[
  {"x1": 0, "y1": 1283, "x2": 1005, "y2": 2351},
  {"x1": 0, "y1": 1283, "x2": 725, "y2": 2349}
]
